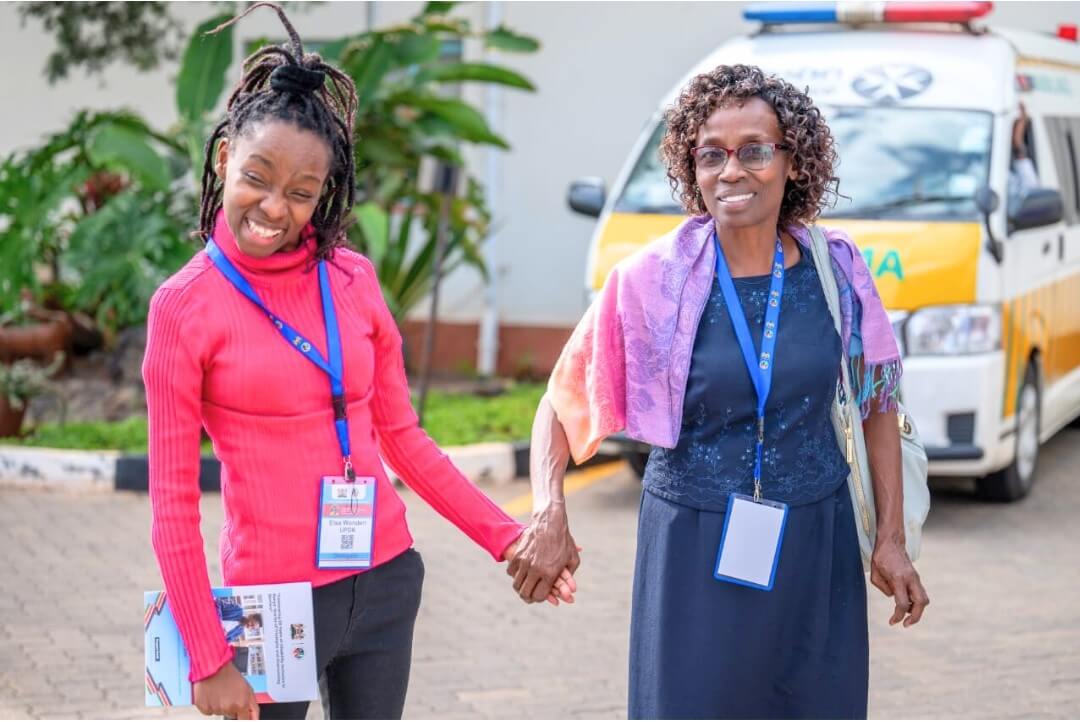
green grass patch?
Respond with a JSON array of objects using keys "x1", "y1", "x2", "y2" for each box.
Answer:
[
  {"x1": 9, "y1": 416, "x2": 215, "y2": 454},
  {"x1": 420, "y1": 383, "x2": 546, "y2": 447},
  {"x1": 5, "y1": 383, "x2": 547, "y2": 452}
]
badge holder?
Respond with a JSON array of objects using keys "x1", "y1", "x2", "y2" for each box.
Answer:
[
  {"x1": 316, "y1": 462, "x2": 377, "y2": 570},
  {"x1": 714, "y1": 493, "x2": 788, "y2": 591},
  {"x1": 709, "y1": 232, "x2": 789, "y2": 592}
]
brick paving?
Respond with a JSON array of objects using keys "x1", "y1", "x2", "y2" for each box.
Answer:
[{"x1": 1, "y1": 427, "x2": 1079, "y2": 719}]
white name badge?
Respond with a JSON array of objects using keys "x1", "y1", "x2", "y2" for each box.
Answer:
[
  {"x1": 316, "y1": 476, "x2": 376, "y2": 570},
  {"x1": 713, "y1": 493, "x2": 788, "y2": 591}
]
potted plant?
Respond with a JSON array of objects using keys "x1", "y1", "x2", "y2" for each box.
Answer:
[{"x1": 0, "y1": 355, "x2": 63, "y2": 437}]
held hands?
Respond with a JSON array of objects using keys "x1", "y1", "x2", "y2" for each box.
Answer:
[
  {"x1": 194, "y1": 661, "x2": 260, "y2": 719},
  {"x1": 503, "y1": 503, "x2": 581, "y2": 606},
  {"x1": 870, "y1": 532, "x2": 929, "y2": 628}
]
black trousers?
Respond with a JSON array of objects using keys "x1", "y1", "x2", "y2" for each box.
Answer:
[{"x1": 259, "y1": 548, "x2": 425, "y2": 720}]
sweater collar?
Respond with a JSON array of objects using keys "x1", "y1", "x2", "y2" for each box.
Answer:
[{"x1": 210, "y1": 209, "x2": 318, "y2": 280}]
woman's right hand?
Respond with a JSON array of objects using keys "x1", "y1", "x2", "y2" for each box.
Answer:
[{"x1": 193, "y1": 661, "x2": 260, "y2": 719}]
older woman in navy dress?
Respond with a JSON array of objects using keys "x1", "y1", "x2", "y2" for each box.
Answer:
[{"x1": 511, "y1": 65, "x2": 930, "y2": 719}]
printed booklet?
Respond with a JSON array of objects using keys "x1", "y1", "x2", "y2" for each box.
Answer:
[{"x1": 144, "y1": 582, "x2": 318, "y2": 707}]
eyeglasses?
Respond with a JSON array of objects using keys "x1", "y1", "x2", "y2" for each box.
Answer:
[{"x1": 690, "y1": 142, "x2": 790, "y2": 172}]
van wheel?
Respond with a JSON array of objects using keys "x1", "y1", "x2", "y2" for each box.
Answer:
[
  {"x1": 624, "y1": 450, "x2": 649, "y2": 480},
  {"x1": 978, "y1": 362, "x2": 1040, "y2": 501}
]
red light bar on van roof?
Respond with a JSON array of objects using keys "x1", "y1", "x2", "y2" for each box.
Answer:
[
  {"x1": 743, "y1": 2, "x2": 993, "y2": 25},
  {"x1": 883, "y1": 2, "x2": 993, "y2": 22}
]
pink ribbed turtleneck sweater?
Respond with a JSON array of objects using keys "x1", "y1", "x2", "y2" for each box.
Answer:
[{"x1": 143, "y1": 212, "x2": 524, "y2": 682}]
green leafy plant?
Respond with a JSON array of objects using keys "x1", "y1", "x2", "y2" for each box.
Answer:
[
  {"x1": 4, "y1": 2, "x2": 540, "y2": 340},
  {"x1": 0, "y1": 110, "x2": 184, "y2": 316},
  {"x1": 0, "y1": 355, "x2": 64, "y2": 411},
  {"x1": 18, "y1": 1, "x2": 184, "y2": 83},
  {"x1": 0, "y1": 15, "x2": 235, "y2": 335},
  {"x1": 331, "y1": 3, "x2": 540, "y2": 320}
]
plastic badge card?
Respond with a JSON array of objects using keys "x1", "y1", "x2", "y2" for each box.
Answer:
[
  {"x1": 714, "y1": 494, "x2": 789, "y2": 591},
  {"x1": 316, "y1": 475, "x2": 376, "y2": 569},
  {"x1": 144, "y1": 582, "x2": 318, "y2": 707}
]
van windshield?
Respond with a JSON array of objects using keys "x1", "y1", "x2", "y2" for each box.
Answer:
[{"x1": 613, "y1": 107, "x2": 993, "y2": 221}]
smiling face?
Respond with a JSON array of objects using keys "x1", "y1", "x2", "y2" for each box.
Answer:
[
  {"x1": 215, "y1": 120, "x2": 332, "y2": 257},
  {"x1": 694, "y1": 97, "x2": 797, "y2": 233}
]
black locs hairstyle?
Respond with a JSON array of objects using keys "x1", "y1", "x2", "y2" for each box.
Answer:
[{"x1": 197, "y1": 2, "x2": 358, "y2": 261}]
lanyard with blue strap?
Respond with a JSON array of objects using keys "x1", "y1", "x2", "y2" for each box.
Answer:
[
  {"x1": 712, "y1": 231, "x2": 785, "y2": 501},
  {"x1": 205, "y1": 237, "x2": 355, "y2": 482}
]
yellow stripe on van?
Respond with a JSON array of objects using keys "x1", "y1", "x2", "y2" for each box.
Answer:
[
  {"x1": 1001, "y1": 299, "x2": 1015, "y2": 418},
  {"x1": 589, "y1": 213, "x2": 684, "y2": 291},
  {"x1": 591, "y1": 214, "x2": 981, "y2": 310},
  {"x1": 826, "y1": 220, "x2": 981, "y2": 310}
]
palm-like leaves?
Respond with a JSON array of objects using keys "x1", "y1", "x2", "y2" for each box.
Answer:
[
  {"x1": 0, "y1": 5, "x2": 538, "y2": 336},
  {"x1": 341, "y1": 9, "x2": 539, "y2": 321}
]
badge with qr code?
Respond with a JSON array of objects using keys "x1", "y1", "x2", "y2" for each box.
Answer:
[{"x1": 316, "y1": 475, "x2": 376, "y2": 569}]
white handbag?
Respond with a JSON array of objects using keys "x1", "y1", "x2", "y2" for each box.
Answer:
[{"x1": 807, "y1": 225, "x2": 931, "y2": 567}]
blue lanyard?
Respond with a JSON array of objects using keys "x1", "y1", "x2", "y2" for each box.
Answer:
[
  {"x1": 205, "y1": 238, "x2": 354, "y2": 480},
  {"x1": 712, "y1": 231, "x2": 785, "y2": 500}
]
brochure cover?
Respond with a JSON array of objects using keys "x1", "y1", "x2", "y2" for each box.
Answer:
[{"x1": 144, "y1": 582, "x2": 318, "y2": 707}]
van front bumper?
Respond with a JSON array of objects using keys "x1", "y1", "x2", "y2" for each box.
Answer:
[{"x1": 901, "y1": 350, "x2": 1010, "y2": 477}]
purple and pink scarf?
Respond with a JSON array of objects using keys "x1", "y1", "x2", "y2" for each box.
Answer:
[{"x1": 548, "y1": 215, "x2": 902, "y2": 463}]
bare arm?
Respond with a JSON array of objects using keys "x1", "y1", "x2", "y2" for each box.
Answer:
[
  {"x1": 863, "y1": 405, "x2": 929, "y2": 627},
  {"x1": 504, "y1": 392, "x2": 581, "y2": 604},
  {"x1": 863, "y1": 408, "x2": 904, "y2": 546},
  {"x1": 530, "y1": 391, "x2": 571, "y2": 511}
]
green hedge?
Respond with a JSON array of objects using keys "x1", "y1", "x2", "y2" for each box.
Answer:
[{"x1": 7, "y1": 383, "x2": 547, "y2": 453}]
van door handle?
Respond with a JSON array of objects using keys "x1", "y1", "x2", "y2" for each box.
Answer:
[{"x1": 1061, "y1": 233, "x2": 1066, "y2": 262}]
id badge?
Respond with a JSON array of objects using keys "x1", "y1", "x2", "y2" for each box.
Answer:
[
  {"x1": 713, "y1": 493, "x2": 788, "y2": 591},
  {"x1": 316, "y1": 476, "x2": 376, "y2": 570}
]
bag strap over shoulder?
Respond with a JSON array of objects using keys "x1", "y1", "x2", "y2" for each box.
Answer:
[
  {"x1": 807, "y1": 226, "x2": 841, "y2": 333},
  {"x1": 806, "y1": 225, "x2": 855, "y2": 402}
]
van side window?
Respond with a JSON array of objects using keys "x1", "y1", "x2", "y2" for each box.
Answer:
[{"x1": 1044, "y1": 116, "x2": 1080, "y2": 225}]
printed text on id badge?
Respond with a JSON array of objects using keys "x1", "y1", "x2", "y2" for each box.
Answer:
[{"x1": 316, "y1": 476, "x2": 376, "y2": 569}]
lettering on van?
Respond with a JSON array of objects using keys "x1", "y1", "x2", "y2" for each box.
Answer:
[
  {"x1": 851, "y1": 65, "x2": 933, "y2": 105},
  {"x1": 861, "y1": 248, "x2": 904, "y2": 280},
  {"x1": 773, "y1": 67, "x2": 843, "y2": 96}
]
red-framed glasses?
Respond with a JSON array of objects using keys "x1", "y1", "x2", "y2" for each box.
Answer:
[{"x1": 690, "y1": 142, "x2": 790, "y2": 172}]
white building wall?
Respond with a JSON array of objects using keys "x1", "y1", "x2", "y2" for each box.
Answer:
[{"x1": 2, "y1": 1, "x2": 1076, "y2": 331}]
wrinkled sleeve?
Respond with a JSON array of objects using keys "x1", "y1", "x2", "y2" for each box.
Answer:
[
  {"x1": 143, "y1": 287, "x2": 233, "y2": 682},
  {"x1": 547, "y1": 266, "x2": 627, "y2": 464}
]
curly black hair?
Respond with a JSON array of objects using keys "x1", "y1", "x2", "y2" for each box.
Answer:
[
  {"x1": 197, "y1": 2, "x2": 358, "y2": 261},
  {"x1": 659, "y1": 64, "x2": 839, "y2": 228}
]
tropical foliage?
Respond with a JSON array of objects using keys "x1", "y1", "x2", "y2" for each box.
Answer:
[{"x1": 1, "y1": 2, "x2": 539, "y2": 337}]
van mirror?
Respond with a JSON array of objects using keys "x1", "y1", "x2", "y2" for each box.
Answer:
[
  {"x1": 1009, "y1": 188, "x2": 1064, "y2": 232},
  {"x1": 975, "y1": 185, "x2": 1003, "y2": 263},
  {"x1": 975, "y1": 186, "x2": 999, "y2": 215},
  {"x1": 568, "y1": 177, "x2": 606, "y2": 218}
]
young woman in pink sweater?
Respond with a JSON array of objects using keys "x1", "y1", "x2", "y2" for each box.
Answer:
[{"x1": 142, "y1": 5, "x2": 575, "y2": 719}]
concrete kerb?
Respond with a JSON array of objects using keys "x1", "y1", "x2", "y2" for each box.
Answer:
[{"x1": 0, "y1": 441, "x2": 618, "y2": 493}]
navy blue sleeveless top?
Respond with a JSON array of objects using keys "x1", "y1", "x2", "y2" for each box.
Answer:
[{"x1": 642, "y1": 247, "x2": 850, "y2": 512}]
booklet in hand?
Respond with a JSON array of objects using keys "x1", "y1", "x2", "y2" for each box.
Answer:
[{"x1": 144, "y1": 581, "x2": 318, "y2": 707}]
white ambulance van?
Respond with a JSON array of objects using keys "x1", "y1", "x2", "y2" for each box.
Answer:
[{"x1": 568, "y1": 2, "x2": 1080, "y2": 500}]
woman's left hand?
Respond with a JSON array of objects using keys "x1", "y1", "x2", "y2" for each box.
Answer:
[{"x1": 870, "y1": 536, "x2": 929, "y2": 627}]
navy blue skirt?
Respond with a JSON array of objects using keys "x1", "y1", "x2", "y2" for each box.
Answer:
[{"x1": 629, "y1": 483, "x2": 869, "y2": 720}]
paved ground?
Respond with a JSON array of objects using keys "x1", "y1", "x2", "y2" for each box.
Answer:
[{"x1": 1, "y1": 427, "x2": 1079, "y2": 719}]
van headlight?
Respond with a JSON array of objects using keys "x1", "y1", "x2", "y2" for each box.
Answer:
[{"x1": 904, "y1": 304, "x2": 1001, "y2": 355}]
